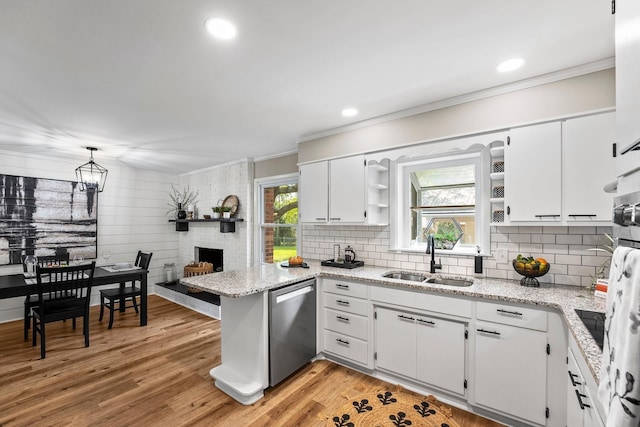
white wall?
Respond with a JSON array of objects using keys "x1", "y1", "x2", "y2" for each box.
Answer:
[
  {"x1": 0, "y1": 150, "x2": 179, "y2": 322},
  {"x1": 177, "y1": 160, "x2": 253, "y2": 275}
]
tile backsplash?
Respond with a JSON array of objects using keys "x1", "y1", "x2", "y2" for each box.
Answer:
[{"x1": 301, "y1": 224, "x2": 613, "y2": 287}]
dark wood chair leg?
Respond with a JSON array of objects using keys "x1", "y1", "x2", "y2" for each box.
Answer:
[
  {"x1": 24, "y1": 303, "x2": 30, "y2": 341},
  {"x1": 84, "y1": 315, "x2": 89, "y2": 347},
  {"x1": 99, "y1": 294, "x2": 105, "y2": 321},
  {"x1": 32, "y1": 316, "x2": 37, "y2": 347},
  {"x1": 132, "y1": 295, "x2": 139, "y2": 314},
  {"x1": 40, "y1": 320, "x2": 46, "y2": 359},
  {"x1": 108, "y1": 299, "x2": 115, "y2": 329}
]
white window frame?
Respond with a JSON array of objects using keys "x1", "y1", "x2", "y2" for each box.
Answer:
[
  {"x1": 253, "y1": 173, "x2": 300, "y2": 265},
  {"x1": 392, "y1": 149, "x2": 489, "y2": 256}
]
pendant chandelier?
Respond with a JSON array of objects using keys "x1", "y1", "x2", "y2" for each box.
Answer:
[{"x1": 75, "y1": 147, "x2": 108, "y2": 192}]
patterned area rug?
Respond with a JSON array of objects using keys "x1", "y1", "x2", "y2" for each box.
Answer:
[{"x1": 327, "y1": 389, "x2": 460, "y2": 427}]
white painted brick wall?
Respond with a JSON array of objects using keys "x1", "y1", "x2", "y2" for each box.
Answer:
[{"x1": 177, "y1": 160, "x2": 253, "y2": 275}]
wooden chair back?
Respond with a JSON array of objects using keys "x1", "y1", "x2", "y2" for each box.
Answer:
[
  {"x1": 135, "y1": 251, "x2": 153, "y2": 270},
  {"x1": 35, "y1": 262, "x2": 95, "y2": 320}
]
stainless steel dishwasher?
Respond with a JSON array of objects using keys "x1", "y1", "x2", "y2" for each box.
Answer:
[{"x1": 268, "y1": 278, "x2": 316, "y2": 386}]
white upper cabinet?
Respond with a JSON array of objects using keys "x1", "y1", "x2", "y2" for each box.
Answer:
[
  {"x1": 563, "y1": 112, "x2": 616, "y2": 222},
  {"x1": 506, "y1": 122, "x2": 562, "y2": 222},
  {"x1": 329, "y1": 155, "x2": 366, "y2": 223},
  {"x1": 299, "y1": 155, "x2": 387, "y2": 225},
  {"x1": 299, "y1": 161, "x2": 329, "y2": 223},
  {"x1": 615, "y1": 0, "x2": 640, "y2": 177}
]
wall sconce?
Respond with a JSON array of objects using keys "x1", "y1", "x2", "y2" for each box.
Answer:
[{"x1": 75, "y1": 147, "x2": 108, "y2": 192}]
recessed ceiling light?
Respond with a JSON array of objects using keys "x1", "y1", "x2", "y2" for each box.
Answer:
[
  {"x1": 341, "y1": 108, "x2": 358, "y2": 117},
  {"x1": 497, "y1": 57, "x2": 525, "y2": 73},
  {"x1": 205, "y1": 18, "x2": 237, "y2": 40}
]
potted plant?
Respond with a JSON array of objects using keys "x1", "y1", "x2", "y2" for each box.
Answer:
[
  {"x1": 221, "y1": 206, "x2": 232, "y2": 219},
  {"x1": 212, "y1": 206, "x2": 222, "y2": 219},
  {"x1": 167, "y1": 184, "x2": 198, "y2": 219}
]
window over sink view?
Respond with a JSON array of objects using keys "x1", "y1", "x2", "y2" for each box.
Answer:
[{"x1": 394, "y1": 148, "x2": 489, "y2": 255}]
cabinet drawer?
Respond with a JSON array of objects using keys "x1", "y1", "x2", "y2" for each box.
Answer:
[
  {"x1": 476, "y1": 300, "x2": 547, "y2": 331},
  {"x1": 370, "y1": 285, "x2": 472, "y2": 318},
  {"x1": 323, "y1": 329, "x2": 368, "y2": 365},
  {"x1": 323, "y1": 278, "x2": 368, "y2": 299},
  {"x1": 324, "y1": 293, "x2": 368, "y2": 316},
  {"x1": 323, "y1": 308, "x2": 368, "y2": 340}
]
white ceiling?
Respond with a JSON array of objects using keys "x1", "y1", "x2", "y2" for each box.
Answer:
[{"x1": 0, "y1": 1, "x2": 614, "y2": 174}]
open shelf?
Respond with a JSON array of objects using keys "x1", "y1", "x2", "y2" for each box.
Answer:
[{"x1": 169, "y1": 218, "x2": 244, "y2": 232}]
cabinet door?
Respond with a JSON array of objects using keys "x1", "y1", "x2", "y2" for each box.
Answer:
[
  {"x1": 507, "y1": 122, "x2": 562, "y2": 222},
  {"x1": 299, "y1": 161, "x2": 328, "y2": 223},
  {"x1": 615, "y1": 0, "x2": 640, "y2": 177},
  {"x1": 416, "y1": 316, "x2": 466, "y2": 395},
  {"x1": 566, "y1": 348, "x2": 585, "y2": 427},
  {"x1": 329, "y1": 155, "x2": 365, "y2": 223},
  {"x1": 375, "y1": 307, "x2": 416, "y2": 378},
  {"x1": 564, "y1": 113, "x2": 616, "y2": 222},
  {"x1": 473, "y1": 322, "x2": 548, "y2": 425}
]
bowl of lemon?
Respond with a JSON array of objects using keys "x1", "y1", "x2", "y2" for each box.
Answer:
[{"x1": 512, "y1": 255, "x2": 550, "y2": 287}]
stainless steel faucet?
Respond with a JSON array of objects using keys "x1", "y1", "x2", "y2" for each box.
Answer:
[{"x1": 426, "y1": 234, "x2": 442, "y2": 273}]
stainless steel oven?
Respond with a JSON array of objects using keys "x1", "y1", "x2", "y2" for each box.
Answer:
[{"x1": 613, "y1": 190, "x2": 640, "y2": 249}]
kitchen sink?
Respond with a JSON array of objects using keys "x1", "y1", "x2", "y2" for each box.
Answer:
[
  {"x1": 381, "y1": 272, "x2": 427, "y2": 282},
  {"x1": 381, "y1": 272, "x2": 473, "y2": 287},
  {"x1": 425, "y1": 277, "x2": 473, "y2": 287}
]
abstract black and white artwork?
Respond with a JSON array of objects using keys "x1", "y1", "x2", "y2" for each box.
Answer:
[{"x1": 0, "y1": 174, "x2": 97, "y2": 266}]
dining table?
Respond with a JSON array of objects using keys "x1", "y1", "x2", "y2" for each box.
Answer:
[{"x1": 0, "y1": 265, "x2": 149, "y2": 326}]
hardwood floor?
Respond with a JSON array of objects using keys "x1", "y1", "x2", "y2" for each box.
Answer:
[{"x1": 0, "y1": 295, "x2": 502, "y2": 426}]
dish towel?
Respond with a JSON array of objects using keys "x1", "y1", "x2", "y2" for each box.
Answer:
[{"x1": 598, "y1": 247, "x2": 640, "y2": 426}]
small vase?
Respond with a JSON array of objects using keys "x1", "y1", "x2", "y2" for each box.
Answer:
[
  {"x1": 223, "y1": 212, "x2": 231, "y2": 219},
  {"x1": 177, "y1": 203, "x2": 187, "y2": 220},
  {"x1": 212, "y1": 212, "x2": 221, "y2": 219}
]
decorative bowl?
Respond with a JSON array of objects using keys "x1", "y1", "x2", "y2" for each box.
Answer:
[
  {"x1": 512, "y1": 259, "x2": 550, "y2": 287},
  {"x1": 203, "y1": 215, "x2": 211, "y2": 220}
]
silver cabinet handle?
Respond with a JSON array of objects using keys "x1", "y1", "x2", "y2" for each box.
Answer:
[
  {"x1": 335, "y1": 284, "x2": 350, "y2": 289},
  {"x1": 336, "y1": 315, "x2": 350, "y2": 322},
  {"x1": 336, "y1": 300, "x2": 350, "y2": 306},
  {"x1": 336, "y1": 338, "x2": 350, "y2": 345}
]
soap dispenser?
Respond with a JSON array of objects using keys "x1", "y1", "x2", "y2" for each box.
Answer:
[{"x1": 474, "y1": 246, "x2": 483, "y2": 276}]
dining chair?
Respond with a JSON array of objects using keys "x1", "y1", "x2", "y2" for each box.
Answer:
[
  {"x1": 22, "y1": 252, "x2": 71, "y2": 341},
  {"x1": 32, "y1": 262, "x2": 95, "y2": 359},
  {"x1": 99, "y1": 251, "x2": 152, "y2": 329}
]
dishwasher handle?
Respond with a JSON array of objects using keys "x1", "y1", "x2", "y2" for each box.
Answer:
[{"x1": 274, "y1": 284, "x2": 315, "y2": 304}]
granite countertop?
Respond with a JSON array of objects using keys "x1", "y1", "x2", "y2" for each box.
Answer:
[{"x1": 180, "y1": 261, "x2": 606, "y2": 381}]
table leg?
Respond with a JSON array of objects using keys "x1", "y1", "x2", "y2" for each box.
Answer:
[{"x1": 140, "y1": 274, "x2": 147, "y2": 326}]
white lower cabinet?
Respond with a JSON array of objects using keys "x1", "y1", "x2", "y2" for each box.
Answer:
[
  {"x1": 375, "y1": 306, "x2": 466, "y2": 396},
  {"x1": 473, "y1": 321, "x2": 548, "y2": 425},
  {"x1": 320, "y1": 279, "x2": 574, "y2": 426},
  {"x1": 416, "y1": 313, "x2": 466, "y2": 395},
  {"x1": 566, "y1": 343, "x2": 605, "y2": 427},
  {"x1": 471, "y1": 300, "x2": 552, "y2": 426},
  {"x1": 321, "y1": 279, "x2": 371, "y2": 367}
]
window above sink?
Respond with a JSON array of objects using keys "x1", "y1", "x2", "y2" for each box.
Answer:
[{"x1": 391, "y1": 141, "x2": 493, "y2": 256}]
